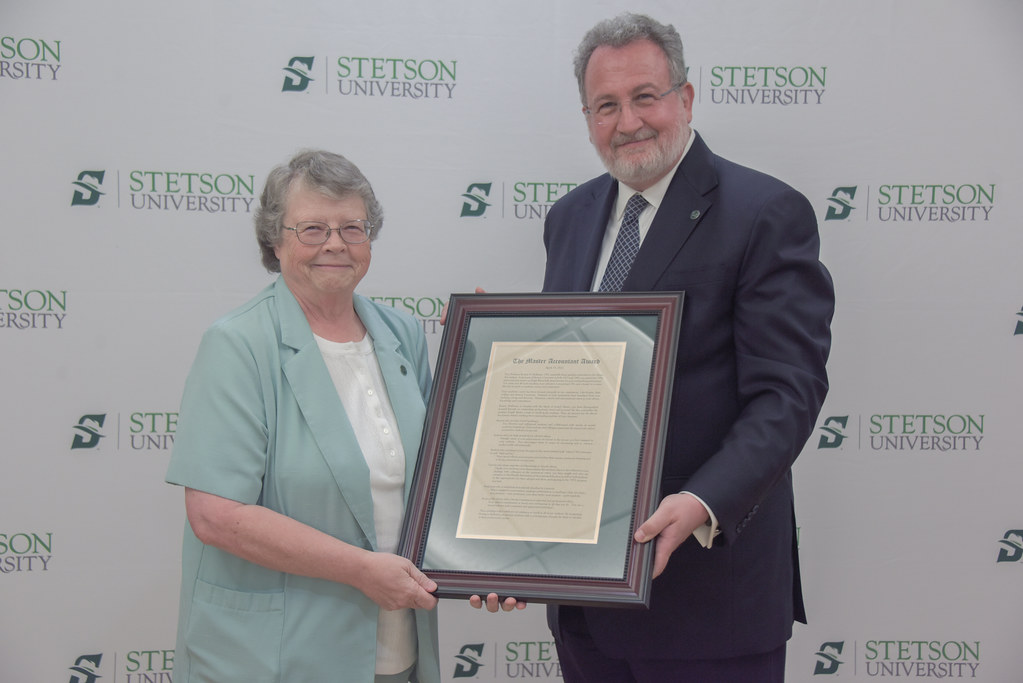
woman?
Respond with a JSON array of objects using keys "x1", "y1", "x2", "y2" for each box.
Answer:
[{"x1": 166, "y1": 149, "x2": 440, "y2": 682}]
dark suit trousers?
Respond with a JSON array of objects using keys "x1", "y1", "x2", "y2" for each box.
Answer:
[{"x1": 552, "y1": 605, "x2": 786, "y2": 683}]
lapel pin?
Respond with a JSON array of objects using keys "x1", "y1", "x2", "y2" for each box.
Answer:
[{"x1": 690, "y1": 210, "x2": 701, "y2": 220}]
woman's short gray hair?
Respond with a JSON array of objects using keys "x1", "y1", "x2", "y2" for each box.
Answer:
[
  {"x1": 573, "y1": 13, "x2": 687, "y2": 106},
  {"x1": 254, "y1": 149, "x2": 384, "y2": 273}
]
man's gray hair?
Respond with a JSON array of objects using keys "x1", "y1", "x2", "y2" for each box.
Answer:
[
  {"x1": 254, "y1": 149, "x2": 384, "y2": 273},
  {"x1": 573, "y1": 13, "x2": 687, "y2": 105}
]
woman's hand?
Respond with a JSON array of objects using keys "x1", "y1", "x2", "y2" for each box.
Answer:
[{"x1": 354, "y1": 552, "x2": 439, "y2": 611}]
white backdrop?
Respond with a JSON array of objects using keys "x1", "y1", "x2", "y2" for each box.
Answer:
[{"x1": 2, "y1": 1, "x2": 1022, "y2": 681}]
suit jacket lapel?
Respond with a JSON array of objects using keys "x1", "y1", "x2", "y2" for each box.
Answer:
[
  {"x1": 274, "y1": 278, "x2": 378, "y2": 546},
  {"x1": 624, "y1": 132, "x2": 718, "y2": 291},
  {"x1": 573, "y1": 175, "x2": 619, "y2": 291}
]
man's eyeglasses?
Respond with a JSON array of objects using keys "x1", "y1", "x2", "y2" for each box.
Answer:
[
  {"x1": 584, "y1": 82, "x2": 685, "y2": 126},
  {"x1": 284, "y1": 220, "x2": 374, "y2": 245}
]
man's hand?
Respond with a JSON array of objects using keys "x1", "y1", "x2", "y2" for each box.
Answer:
[
  {"x1": 633, "y1": 493, "x2": 710, "y2": 578},
  {"x1": 469, "y1": 593, "x2": 527, "y2": 612}
]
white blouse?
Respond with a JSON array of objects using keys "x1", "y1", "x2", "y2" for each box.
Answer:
[{"x1": 315, "y1": 333, "x2": 416, "y2": 676}]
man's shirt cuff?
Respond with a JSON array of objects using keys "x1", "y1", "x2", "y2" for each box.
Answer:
[{"x1": 681, "y1": 491, "x2": 719, "y2": 549}]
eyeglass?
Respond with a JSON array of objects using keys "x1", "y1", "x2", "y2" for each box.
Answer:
[
  {"x1": 284, "y1": 220, "x2": 374, "y2": 245},
  {"x1": 584, "y1": 82, "x2": 685, "y2": 126}
]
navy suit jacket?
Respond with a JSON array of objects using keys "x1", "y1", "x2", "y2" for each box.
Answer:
[{"x1": 543, "y1": 132, "x2": 834, "y2": 659}]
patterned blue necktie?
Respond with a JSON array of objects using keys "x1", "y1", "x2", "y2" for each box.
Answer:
[{"x1": 599, "y1": 193, "x2": 648, "y2": 292}]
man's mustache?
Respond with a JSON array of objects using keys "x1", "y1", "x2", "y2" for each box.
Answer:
[{"x1": 611, "y1": 129, "x2": 656, "y2": 148}]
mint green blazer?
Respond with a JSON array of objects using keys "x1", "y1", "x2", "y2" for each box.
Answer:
[{"x1": 166, "y1": 277, "x2": 440, "y2": 683}]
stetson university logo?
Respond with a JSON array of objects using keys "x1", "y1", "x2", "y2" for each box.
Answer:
[
  {"x1": 280, "y1": 53, "x2": 457, "y2": 98},
  {"x1": 996, "y1": 530, "x2": 1023, "y2": 563},
  {"x1": 0, "y1": 531, "x2": 52, "y2": 573},
  {"x1": 825, "y1": 186, "x2": 857, "y2": 220},
  {"x1": 817, "y1": 415, "x2": 849, "y2": 449},
  {"x1": 68, "y1": 653, "x2": 103, "y2": 683},
  {"x1": 69, "y1": 412, "x2": 177, "y2": 452},
  {"x1": 460, "y1": 183, "x2": 492, "y2": 217},
  {"x1": 458, "y1": 181, "x2": 579, "y2": 220},
  {"x1": 816, "y1": 413, "x2": 984, "y2": 453},
  {"x1": 69, "y1": 167, "x2": 255, "y2": 213},
  {"x1": 0, "y1": 287, "x2": 67, "y2": 330},
  {"x1": 707, "y1": 65, "x2": 827, "y2": 104},
  {"x1": 821, "y1": 183, "x2": 994, "y2": 223},
  {"x1": 0, "y1": 36, "x2": 62, "y2": 80},
  {"x1": 453, "y1": 643, "x2": 485, "y2": 678},
  {"x1": 813, "y1": 641, "x2": 845, "y2": 675},
  {"x1": 282, "y1": 56, "x2": 315, "y2": 91},
  {"x1": 71, "y1": 414, "x2": 106, "y2": 450},
  {"x1": 71, "y1": 170, "x2": 106, "y2": 206}
]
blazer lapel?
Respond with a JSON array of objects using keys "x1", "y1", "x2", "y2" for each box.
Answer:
[
  {"x1": 573, "y1": 176, "x2": 619, "y2": 291},
  {"x1": 624, "y1": 132, "x2": 718, "y2": 291},
  {"x1": 274, "y1": 278, "x2": 378, "y2": 546}
]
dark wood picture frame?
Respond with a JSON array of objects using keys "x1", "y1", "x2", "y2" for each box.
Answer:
[{"x1": 398, "y1": 292, "x2": 684, "y2": 607}]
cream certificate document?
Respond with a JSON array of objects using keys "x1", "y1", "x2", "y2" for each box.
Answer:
[{"x1": 455, "y1": 340, "x2": 627, "y2": 543}]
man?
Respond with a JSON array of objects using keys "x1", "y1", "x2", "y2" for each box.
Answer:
[{"x1": 542, "y1": 13, "x2": 834, "y2": 681}]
